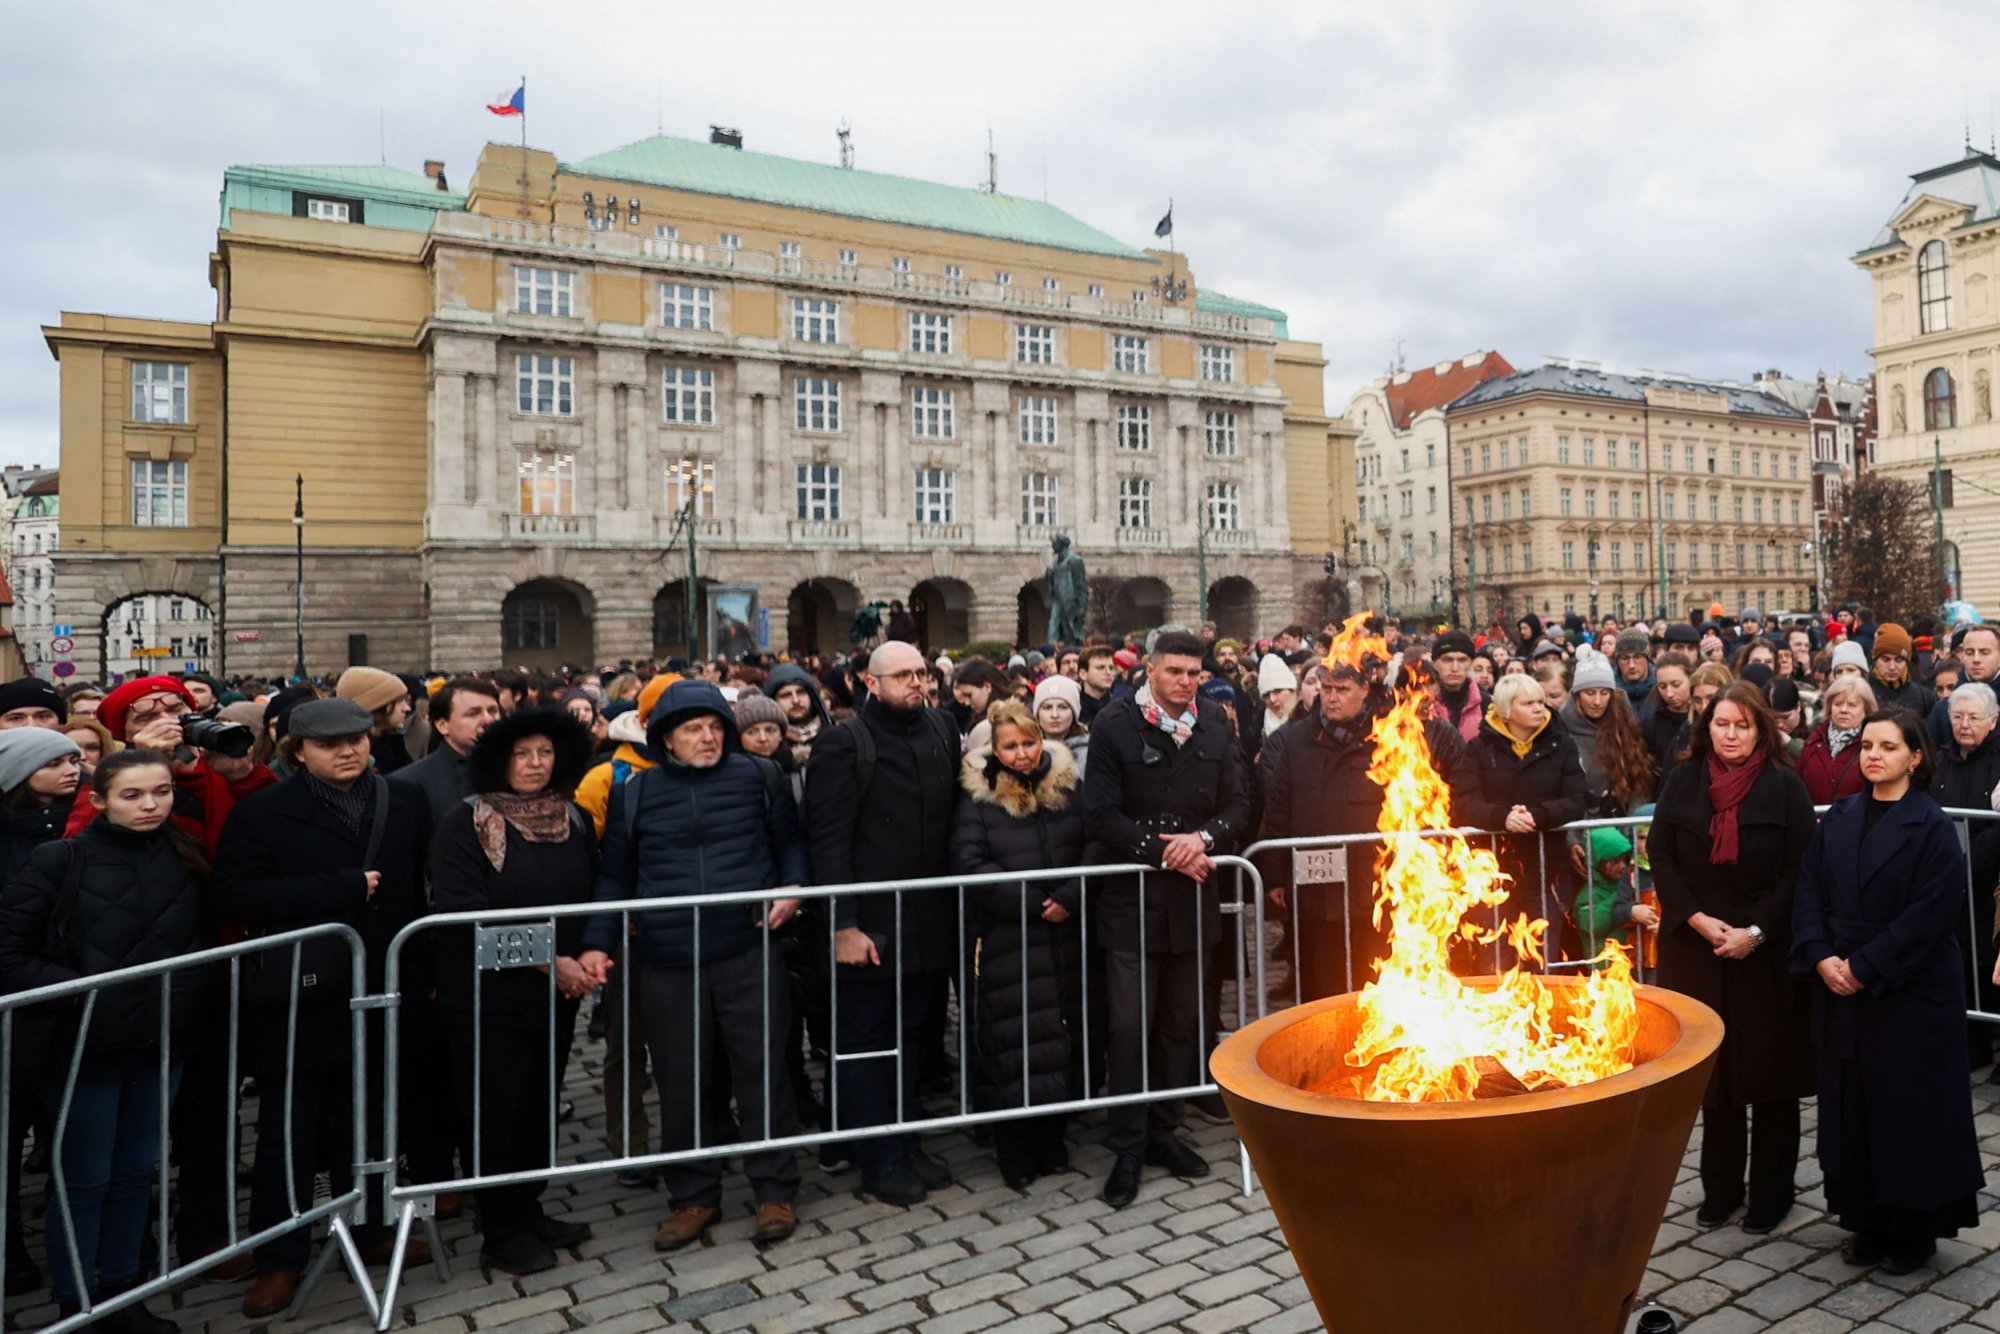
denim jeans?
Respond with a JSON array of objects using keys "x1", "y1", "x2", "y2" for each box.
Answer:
[{"x1": 44, "y1": 1063, "x2": 182, "y2": 1306}]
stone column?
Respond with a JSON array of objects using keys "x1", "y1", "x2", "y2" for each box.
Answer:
[
  {"x1": 861, "y1": 371, "x2": 905, "y2": 529},
  {"x1": 471, "y1": 373, "x2": 499, "y2": 507},
  {"x1": 432, "y1": 370, "x2": 468, "y2": 506},
  {"x1": 972, "y1": 380, "x2": 1012, "y2": 532}
]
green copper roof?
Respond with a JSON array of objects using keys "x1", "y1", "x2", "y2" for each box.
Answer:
[
  {"x1": 1196, "y1": 289, "x2": 1289, "y2": 339},
  {"x1": 564, "y1": 135, "x2": 1150, "y2": 260},
  {"x1": 221, "y1": 164, "x2": 467, "y2": 232}
]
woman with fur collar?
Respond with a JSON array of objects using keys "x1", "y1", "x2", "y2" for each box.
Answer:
[{"x1": 949, "y1": 699, "x2": 1087, "y2": 1188}]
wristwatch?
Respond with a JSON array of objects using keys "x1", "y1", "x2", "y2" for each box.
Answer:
[
  {"x1": 1198, "y1": 829, "x2": 1216, "y2": 852},
  {"x1": 1745, "y1": 924, "x2": 1766, "y2": 950}
]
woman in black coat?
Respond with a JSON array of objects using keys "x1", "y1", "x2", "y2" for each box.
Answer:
[
  {"x1": 1795, "y1": 709, "x2": 1984, "y2": 1275},
  {"x1": 1460, "y1": 672, "x2": 1590, "y2": 966},
  {"x1": 1652, "y1": 681, "x2": 1816, "y2": 1235},
  {"x1": 949, "y1": 700, "x2": 1087, "y2": 1188},
  {"x1": 430, "y1": 709, "x2": 597, "y2": 1275}
]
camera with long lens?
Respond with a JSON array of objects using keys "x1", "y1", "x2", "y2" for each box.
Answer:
[{"x1": 179, "y1": 709, "x2": 256, "y2": 758}]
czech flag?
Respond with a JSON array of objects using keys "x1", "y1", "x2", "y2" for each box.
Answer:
[{"x1": 487, "y1": 84, "x2": 524, "y2": 117}]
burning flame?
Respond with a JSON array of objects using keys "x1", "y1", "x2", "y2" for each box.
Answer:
[{"x1": 1316, "y1": 613, "x2": 1638, "y2": 1102}]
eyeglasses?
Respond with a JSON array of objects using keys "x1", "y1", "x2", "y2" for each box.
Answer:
[
  {"x1": 1949, "y1": 712, "x2": 1990, "y2": 726},
  {"x1": 125, "y1": 696, "x2": 188, "y2": 723},
  {"x1": 873, "y1": 669, "x2": 923, "y2": 683}
]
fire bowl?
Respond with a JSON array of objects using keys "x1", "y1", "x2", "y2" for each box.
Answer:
[{"x1": 1212, "y1": 978, "x2": 1722, "y2": 1334}]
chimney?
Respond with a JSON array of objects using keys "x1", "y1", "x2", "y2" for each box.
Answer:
[
  {"x1": 709, "y1": 125, "x2": 744, "y2": 150},
  {"x1": 423, "y1": 159, "x2": 449, "y2": 192}
]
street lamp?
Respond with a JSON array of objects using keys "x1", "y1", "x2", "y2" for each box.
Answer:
[
  {"x1": 1586, "y1": 530, "x2": 1601, "y2": 623},
  {"x1": 292, "y1": 474, "x2": 306, "y2": 682}
]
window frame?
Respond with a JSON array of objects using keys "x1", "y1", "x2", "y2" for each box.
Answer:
[
  {"x1": 910, "y1": 385, "x2": 956, "y2": 440},
  {"x1": 1111, "y1": 334, "x2": 1150, "y2": 374},
  {"x1": 664, "y1": 458, "x2": 717, "y2": 517},
  {"x1": 662, "y1": 365, "x2": 716, "y2": 426},
  {"x1": 1117, "y1": 476, "x2": 1154, "y2": 528},
  {"x1": 912, "y1": 467, "x2": 957, "y2": 524},
  {"x1": 516, "y1": 449, "x2": 576, "y2": 516},
  {"x1": 794, "y1": 376, "x2": 842, "y2": 433},
  {"x1": 1018, "y1": 394, "x2": 1059, "y2": 446},
  {"x1": 790, "y1": 297, "x2": 839, "y2": 343},
  {"x1": 130, "y1": 361, "x2": 189, "y2": 425},
  {"x1": 514, "y1": 265, "x2": 574, "y2": 317},
  {"x1": 661, "y1": 283, "x2": 714, "y2": 331},
  {"x1": 795, "y1": 462, "x2": 842, "y2": 521},
  {"x1": 515, "y1": 353, "x2": 575, "y2": 416},
  {"x1": 1203, "y1": 408, "x2": 1239, "y2": 457},
  {"x1": 1115, "y1": 402, "x2": 1152, "y2": 452},
  {"x1": 908, "y1": 310, "x2": 953, "y2": 355},
  {"x1": 130, "y1": 459, "x2": 190, "y2": 527}
]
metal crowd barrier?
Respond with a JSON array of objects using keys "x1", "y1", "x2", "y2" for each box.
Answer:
[
  {"x1": 0, "y1": 924, "x2": 374, "y2": 1331},
  {"x1": 370, "y1": 858, "x2": 1264, "y2": 1328}
]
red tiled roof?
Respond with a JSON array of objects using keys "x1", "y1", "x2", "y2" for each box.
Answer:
[
  {"x1": 1383, "y1": 351, "x2": 1516, "y2": 429},
  {"x1": 0, "y1": 564, "x2": 17, "y2": 609}
]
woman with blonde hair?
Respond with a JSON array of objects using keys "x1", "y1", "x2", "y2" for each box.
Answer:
[{"x1": 1799, "y1": 676, "x2": 1878, "y2": 805}]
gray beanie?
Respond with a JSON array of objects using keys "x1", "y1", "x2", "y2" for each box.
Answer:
[
  {"x1": 733, "y1": 692, "x2": 788, "y2": 733},
  {"x1": 1571, "y1": 654, "x2": 1617, "y2": 693},
  {"x1": 0, "y1": 728, "x2": 81, "y2": 794},
  {"x1": 1830, "y1": 641, "x2": 1869, "y2": 676},
  {"x1": 1613, "y1": 627, "x2": 1651, "y2": 658}
]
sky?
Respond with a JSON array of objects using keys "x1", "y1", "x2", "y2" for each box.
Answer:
[{"x1": 0, "y1": 0, "x2": 1991, "y2": 466}]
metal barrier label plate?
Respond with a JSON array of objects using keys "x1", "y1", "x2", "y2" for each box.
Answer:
[
  {"x1": 1292, "y1": 848, "x2": 1347, "y2": 888},
  {"x1": 475, "y1": 923, "x2": 556, "y2": 970}
]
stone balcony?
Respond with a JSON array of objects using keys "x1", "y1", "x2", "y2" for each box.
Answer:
[
  {"x1": 1115, "y1": 526, "x2": 1169, "y2": 548},
  {"x1": 501, "y1": 513, "x2": 595, "y2": 540}
]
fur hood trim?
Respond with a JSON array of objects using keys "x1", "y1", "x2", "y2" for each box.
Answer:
[{"x1": 959, "y1": 740, "x2": 1079, "y2": 818}]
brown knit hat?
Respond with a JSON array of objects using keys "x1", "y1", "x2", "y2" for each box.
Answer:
[
  {"x1": 335, "y1": 666, "x2": 408, "y2": 714},
  {"x1": 1872, "y1": 623, "x2": 1912, "y2": 659},
  {"x1": 733, "y1": 692, "x2": 788, "y2": 733}
]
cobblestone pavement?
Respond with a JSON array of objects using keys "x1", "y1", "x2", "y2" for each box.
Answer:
[{"x1": 13, "y1": 1033, "x2": 2000, "y2": 1331}]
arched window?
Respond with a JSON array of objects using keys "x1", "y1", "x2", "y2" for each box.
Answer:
[
  {"x1": 1924, "y1": 367, "x2": 1957, "y2": 431},
  {"x1": 1919, "y1": 239, "x2": 1950, "y2": 333},
  {"x1": 503, "y1": 595, "x2": 561, "y2": 650}
]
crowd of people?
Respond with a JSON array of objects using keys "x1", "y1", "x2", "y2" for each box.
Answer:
[{"x1": 0, "y1": 595, "x2": 1993, "y2": 1326}]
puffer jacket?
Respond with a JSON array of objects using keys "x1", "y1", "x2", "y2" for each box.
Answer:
[
  {"x1": 1461, "y1": 711, "x2": 1591, "y2": 927},
  {"x1": 0, "y1": 818, "x2": 212, "y2": 1070},
  {"x1": 582, "y1": 680, "x2": 809, "y2": 968},
  {"x1": 949, "y1": 741, "x2": 1086, "y2": 1112}
]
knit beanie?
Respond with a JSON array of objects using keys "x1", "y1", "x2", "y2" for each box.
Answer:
[
  {"x1": 1614, "y1": 628, "x2": 1651, "y2": 659},
  {"x1": 635, "y1": 673, "x2": 679, "y2": 723},
  {"x1": 732, "y1": 691, "x2": 788, "y2": 733},
  {"x1": 1872, "y1": 623, "x2": 1912, "y2": 659},
  {"x1": 98, "y1": 675, "x2": 196, "y2": 742},
  {"x1": 1433, "y1": 630, "x2": 1476, "y2": 660},
  {"x1": 0, "y1": 728, "x2": 80, "y2": 795},
  {"x1": 1256, "y1": 654, "x2": 1299, "y2": 695},
  {"x1": 1571, "y1": 653, "x2": 1616, "y2": 692},
  {"x1": 1033, "y1": 675, "x2": 1082, "y2": 715},
  {"x1": 336, "y1": 666, "x2": 408, "y2": 714},
  {"x1": 0, "y1": 679, "x2": 68, "y2": 725},
  {"x1": 1199, "y1": 678, "x2": 1238, "y2": 707},
  {"x1": 1830, "y1": 641, "x2": 1869, "y2": 675}
]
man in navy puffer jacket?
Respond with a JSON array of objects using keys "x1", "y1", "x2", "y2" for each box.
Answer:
[{"x1": 579, "y1": 679, "x2": 809, "y2": 1250}]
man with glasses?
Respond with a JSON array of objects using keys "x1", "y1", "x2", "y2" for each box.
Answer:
[
  {"x1": 1611, "y1": 627, "x2": 1656, "y2": 711},
  {"x1": 1866, "y1": 623, "x2": 1930, "y2": 716}
]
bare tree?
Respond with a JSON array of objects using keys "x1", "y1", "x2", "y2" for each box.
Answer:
[{"x1": 1823, "y1": 474, "x2": 1943, "y2": 623}]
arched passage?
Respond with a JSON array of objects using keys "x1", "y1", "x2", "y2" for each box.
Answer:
[
  {"x1": 1111, "y1": 576, "x2": 1170, "y2": 637},
  {"x1": 503, "y1": 579, "x2": 593, "y2": 670},
  {"x1": 1207, "y1": 576, "x2": 1258, "y2": 642},
  {"x1": 102, "y1": 592, "x2": 217, "y2": 683},
  {"x1": 1015, "y1": 581, "x2": 1051, "y2": 650},
  {"x1": 787, "y1": 577, "x2": 858, "y2": 656},
  {"x1": 909, "y1": 578, "x2": 972, "y2": 652},
  {"x1": 653, "y1": 578, "x2": 715, "y2": 660}
]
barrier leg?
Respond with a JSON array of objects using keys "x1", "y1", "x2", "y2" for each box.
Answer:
[
  {"x1": 373, "y1": 1199, "x2": 419, "y2": 1331},
  {"x1": 423, "y1": 1205, "x2": 451, "y2": 1282},
  {"x1": 293, "y1": 1213, "x2": 380, "y2": 1325}
]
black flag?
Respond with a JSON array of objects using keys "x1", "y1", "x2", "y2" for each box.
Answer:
[{"x1": 1154, "y1": 204, "x2": 1173, "y2": 238}]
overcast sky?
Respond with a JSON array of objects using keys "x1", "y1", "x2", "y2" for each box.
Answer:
[{"x1": 1, "y1": 1, "x2": 1989, "y2": 466}]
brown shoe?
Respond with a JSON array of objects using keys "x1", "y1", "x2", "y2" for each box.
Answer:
[
  {"x1": 361, "y1": 1236, "x2": 433, "y2": 1267},
  {"x1": 242, "y1": 1270, "x2": 300, "y2": 1318},
  {"x1": 753, "y1": 1201, "x2": 797, "y2": 1244},
  {"x1": 654, "y1": 1205, "x2": 719, "y2": 1252},
  {"x1": 206, "y1": 1251, "x2": 258, "y2": 1283}
]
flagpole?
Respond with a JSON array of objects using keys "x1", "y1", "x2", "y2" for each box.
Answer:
[{"x1": 519, "y1": 74, "x2": 529, "y2": 221}]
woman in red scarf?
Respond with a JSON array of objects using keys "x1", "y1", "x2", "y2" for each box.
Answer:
[{"x1": 1652, "y1": 681, "x2": 1817, "y2": 1237}]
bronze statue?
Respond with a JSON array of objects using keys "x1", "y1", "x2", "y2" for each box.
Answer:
[{"x1": 1045, "y1": 534, "x2": 1087, "y2": 644}]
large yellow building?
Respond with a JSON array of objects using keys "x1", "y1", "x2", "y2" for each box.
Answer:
[{"x1": 44, "y1": 132, "x2": 1342, "y2": 675}]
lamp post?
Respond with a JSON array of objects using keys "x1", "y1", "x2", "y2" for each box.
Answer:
[
  {"x1": 292, "y1": 473, "x2": 306, "y2": 682},
  {"x1": 1587, "y1": 529, "x2": 1601, "y2": 622}
]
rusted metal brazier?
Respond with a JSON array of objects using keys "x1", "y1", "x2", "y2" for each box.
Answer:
[{"x1": 1212, "y1": 978, "x2": 1722, "y2": 1334}]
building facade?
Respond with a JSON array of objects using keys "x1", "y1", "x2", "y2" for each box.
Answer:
[
  {"x1": 1751, "y1": 370, "x2": 1875, "y2": 612},
  {"x1": 1445, "y1": 362, "x2": 1815, "y2": 626},
  {"x1": 1854, "y1": 146, "x2": 2000, "y2": 608},
  {"x1": 1344, "y1": 351, "x2": 1514, "y2": 623},
  {"x1": 45, "y1": 134, "x2": 1341, "y2": 678}
]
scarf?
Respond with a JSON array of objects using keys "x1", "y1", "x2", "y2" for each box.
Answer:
[
  {"x1": 1486, "y1": 705, "x2": 1549, "y2": 759},
  {"x1": 1135, "y1": 685, "x2": 1196, "y2": 747},
  {"x1": 1827, "y1": 722, "x2": 1861, "y2": 757},
  {"x1": 1704, "y1": 750, "x2": 1766, "y2": 866},
  {"x1": 471, "y1": 791, "x2": 572, "y2": 873},
  {"x1": 303, "y1": 771, "x2": 370, "y2": 839},
  {"x1": 985, "y1": 749, "x2": 1052, "y2": 793}
]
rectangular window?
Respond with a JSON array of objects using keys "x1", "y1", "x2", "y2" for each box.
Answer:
[
  {"x1": 515, "y1": 267, "x2": 573, "y2": 316},
  {"x1": 1754, "y1": 497, "x2": 1764, "y2": 523},
  {"x1": 1708, "y1": 495, "x2": 1719, "y2": 521},
  {"x1": 1042, "y1": 276, "x2": 1059, "y2": 292},
  {"x1": 994, "y1": 271, "x2": 1012, "y2": 286},
  {"x1": 1663, "y1": 492, "x2": 1675, "y2": 519},
  {"x1": 664, "y1": 458, "x2": 716, "y2": 517},
  {"x1": 910, "y1": 385, "x2": 956, "y2": 439},
  {"x1": 1016, "y1": 323, "x2": 1055, "y2": 364},
  {"x1": 1520, "y1": 487, "x2": 1531, "y2": 516},
  {"x1": 1628, "y1": 442, "x2": 1640, "y2": 468},
  {"x1": 1019, "y1": 395, "x2": 1059, "y2": 446},
  {"x1": 1610, "y1": 541, "x2": 1623, "y2": 571},
  {"x1": 1731, "y1": 449, "x2": 1742, "y2": 475},
  {"x1": 795, "y1": 463, "x2": 841, "y2": 521},
  {"x1": 1111, "y1": 334, "x2": 1150, "y2": 374},
  {"x1": 662, "y1": 366, "x2": 715, "y2": 425},
  {"x1": 516, "y1": 451, "x2": 575, "y2": 515},
  {"x1": 1088, "y1": 283, "x2": 1104, "y2": 298},
  {"x1": 1684, "y1": 445, "x2": 1695, "y2": 471},
  {"x1": 791, "y1": 298, "x2": 838, "y2": 342},
  {"x1": 1118, "y1": 477, "x2": 1154, "y2": 528},
  {"x1": 130, "y1": 460, "x2": 189, "y2": 527},
  {"x1": 892, "y1": 256, "x2": 910, "y2": 273},
  {"x1": 1560, "y1": 487, "x2": 1572, "y2": 516},
  {"x1": 1499, "y1": 440, "x2": 1511, "y2": 468},
  {"x1": 1427, "y1": 485, "x2": 1438, "y2": 514},
  {"x1": 1790, "y1": 454, "x2": 1800, "y2": 479},
  {"x1": 794, "y1": 376, "x2": 841, "y2": 432},
  {"x1": 944, "y1": 263, "x2": 964, "y2": 280},
  {"x1": 778, "y1": 241, "x2": 802, "y2": 270},
  {"x1": 839, "y1": 248, "x2": 857, "y2": 266},
  {"x1": 1504, "y1": 545, "x2": 1515, "y2": 574},
  {"x1": 515, "y1": 354, "x2": 573, "y2": 415},
  {"x1": 1712, "y1": 543, "x2": 1723, "y2": 570},
  {"x1": 1792, "y1": 499, "x2": 1801, "y2": 524},
  {"x1": 130, "y1": 362, "x2": 188, "y2": 424},
  {"x1": 1481, "y1": 444, "x2": 1491, "y2": 471},
  {"x1": 1204, "y1": 409, "x2": 1239, "y2": 457},
  {"x1": 1751, "y1": 451, "x2": 1762, "y2": 477},
  {"x1": 1200, "y1": 345, "x2": 1235, "y2": 382},
  {"x1": 1736, "y1": 542, "x2": 1747, "y2": 570},
  {"x1": 908, "y1": 311, "x2": 952, "y2": 354},
  {"x1": 1707, "y1": 447, "x2": 1718, "y2": 473},
  {"x1": 1523, "y1": 540, "x2": 1534, "y2": 570},
  {"x1": 1482, "y1": 494, "x2": 1493, "y2": 521},
  {"x1": 662, "y1": 284, "x2": 714, "y2": 330},
  {"x1": 1116, "y1": 403, "x2": 1152, "y2": 451},
  {"x1": 717, "y1": 233, "x2": 741, "y2": 251},
  {"x1": 913, "y1": 468, "x2": 957, "y2": 523},
  {"x1": 1021, "y1": 473, "x2": 1060, "y2": 526},
  {"x1": 1632, "y1": 490, "x2": 1642, "y2": 517},
  {"x1": 655, "y1": 225, "x2": 679, "y2": 240},
  {"x1": 305, "y1": 197, "x2": 351, "y2": 222},
  {"x1": 1429, "y1": 531, "x2": 1439, "y2": 557},
  {"x1": 1584, "y1": 488, "x2": 1597, "y2": 516},
  {"x1": 1608, "y1": 490, "x2": 1620, "y2": 518},
  {"x1": 1583, "y1": 437, "x2": 1595, "y2": 466},
  {"x1": 1428, "y1": 443, "x2": 1438, "y2": 468},
  {"x1": 1206, "y1": 482, "x2": 1242, "y2": 531},
  {"x1": 1500, "y1": 491, "x2": 1512, "y2": 519},
  {"x1": 1557, "y1": 436, "x2": 1570, "y2": 465},
  {"x1": 1516, "y1": 436, "x2": 1529, "y2": 464},
  {"x1": 1405, "y1": 489, "x2": 1417, "y2": 518},
  {"x1": 1733, "y1": 495, "x2": 1743, "y2": 521}
]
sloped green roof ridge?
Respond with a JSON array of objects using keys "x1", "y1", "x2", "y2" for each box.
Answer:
[
  {"x1": 227, "y1": 164, "x2": 469, "y2": 209},
  {"x1": 564, "y1": 135, "x2": 1149, "y2": 260},
  {"x1": 1197, "y1": 289, "x2": 1289, "y2": 339}
]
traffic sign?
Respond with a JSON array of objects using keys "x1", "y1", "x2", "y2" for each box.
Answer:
[
  {"x1": 50, "y1": 624, "x2": 71, "y2": 638},
  {"x1": 49, "y1": 636, "x2": 73, "y2": 654},
  {"x1": 135, "y1": 647, "x2": 173, "y2": 657},
  {"x1": 51, "y1": 662, "x2": 76, "y2": 679}
]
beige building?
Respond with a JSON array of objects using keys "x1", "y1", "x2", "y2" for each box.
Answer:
[
  {"x1": 1854, "y1": 146, "x2": 2000, "y2": 609},
  {"x1": 1445, "y1": 362, "x2": 1815, "y2": 627},
  {"x1": 45, "y1": 134, "x2": 1342, "y2": 677}
]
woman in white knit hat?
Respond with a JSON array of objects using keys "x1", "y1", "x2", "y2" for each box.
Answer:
[{"x1": 1032, "y1": 675, "x2": 1090, "y2": 777}]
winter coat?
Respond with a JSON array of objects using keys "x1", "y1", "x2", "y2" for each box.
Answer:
[
  {"x1": 431, "y1": 803, "x2": 596, "y2": 1024},
  {"x1": 1868, "y1": 673, "x2": 1931, "y2": 719},
  {"x1": 1650, "y1": 755, "x2": 1816, "y2": 1109},
  {"x1": 388, "y1": 741, "x2": 474, "y2": 837},
  {"x1": 0, "y1": 801, "x2": 68, "y2": 883},
  {"x1": 1430, "y1": 681, "x2": 1483, "y2": 743},
  {"x1": 1571, "y1": 826, "x2": 1638, "y2": 960},
  {"x1": 1558, "y1": 696, "x2": 1609, "y2": 813},
  {"x1": 949, "y1": 742, "x2": 1086, "y2": 1112},
  {"x1": 1932, "y1": 729, "x2": 2000, "y2": 915},
  {"x1": 805, "y1": 696, "x2": 961, "y2": 975},
  {"x1": 1793, "y1": 791, "x2": 1985, "y2": 1212},
  {"x1": 1798, "y1": 722, "x2": 1866, "y2": 805},
  {"x1": 64, "y1": 756, "x2": 277, "y2": 863},
  {"x1": 1639, "y1": 699, "x2": 1690, "y2": 774},
  {"x1": 1461, "y1": 713, "x2": 1591, "y2": 927},
  {"x1": 574, "y1": 736, "x2": 659, "y2": 840},
  {"x1": 1082, "y1": 694, "x2": 1253, "y2": 956},
  {"x1": 0, "y1": 819, "x2": 213, "y2": 1073},
  {"x1": 581, "y1": 682, "x2": 809, "y2": 969}
]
